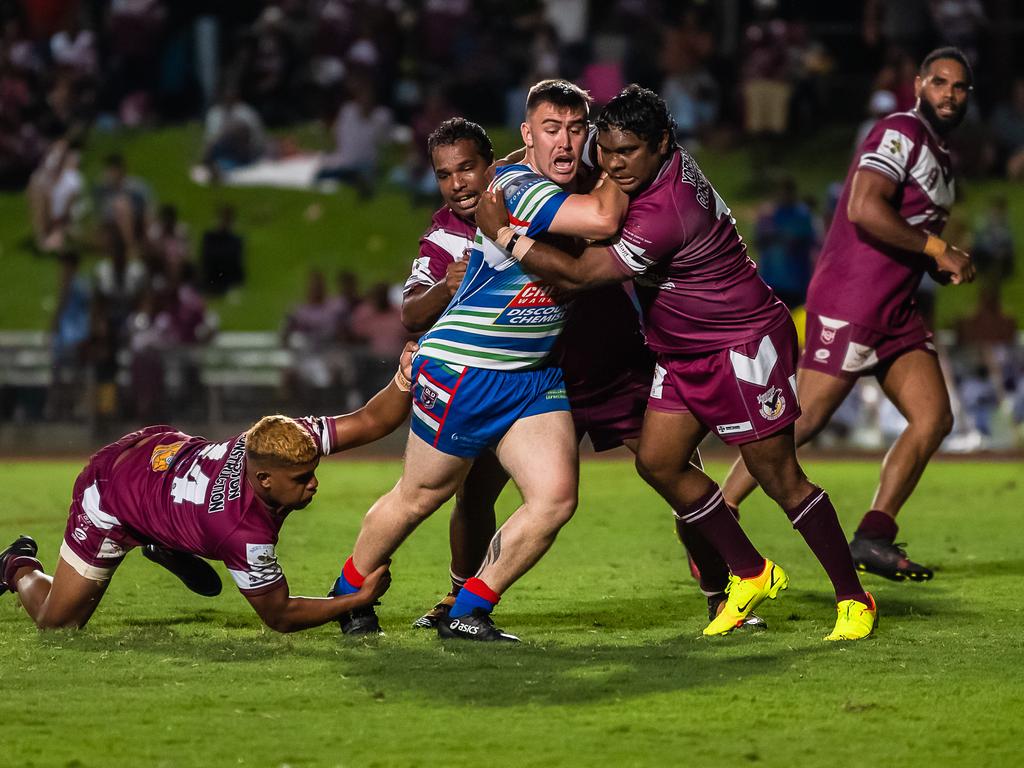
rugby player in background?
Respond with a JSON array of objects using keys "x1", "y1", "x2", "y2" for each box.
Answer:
[
  {"x1": 721, "y1": 47, "x2": 976, "y2": 582},
  {"x1": 404, "y1": 118, "x2": 758, "y2": 632},
  {"x1": 477, "y1": 85, "x2": 875, "y2": 640},
  {"x1": 330, "y1": 80, "x2": 629, "y2": 642},
  {"x1": 0, "y1": 346, "x2": 417, "y2": 632}
]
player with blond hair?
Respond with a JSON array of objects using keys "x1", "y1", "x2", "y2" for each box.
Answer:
[{"x1": 0, "y1": 346, "x2": 416, "y2": 633}]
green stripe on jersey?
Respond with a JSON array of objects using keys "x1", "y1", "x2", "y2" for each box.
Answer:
[{"x1": 419, "y1": 340, "x2": 545, "y2": 363}]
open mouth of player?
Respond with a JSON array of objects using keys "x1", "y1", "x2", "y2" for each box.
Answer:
[
  {"x1": 452, "y1": 192, "x2": 479, "y2": 211},
  {"x1": 551, "y1": 154, "x2": 576, "y2": 176},
  {"x1": 937, "y1": 102, "x2": 957, "y2": 118}
]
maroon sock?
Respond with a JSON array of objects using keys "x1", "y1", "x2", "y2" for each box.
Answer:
[
  {"x1": 787, "y1": 488, "x2": 869, "y2": 604},
  {"x1": 3, "y1": 555, "x2": 41, "y2": 589},
  {"x1": 678, "y1": 485, "x2": 764, "y2": 579},
  {"x1": 675, "y1": 517, "x2": 729, "y2": 594},
  {"x1": 856, "y1": 509, "x2": 898, "y2": 542}
]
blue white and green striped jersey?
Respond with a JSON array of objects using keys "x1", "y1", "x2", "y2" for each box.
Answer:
[{"x1": 417, "y1": 164, "x2": 571, "y2": 370}]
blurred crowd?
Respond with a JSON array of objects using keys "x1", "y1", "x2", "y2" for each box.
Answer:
[{"x1": 1, "y1": 0, "x2": 1022, "y2": 446}]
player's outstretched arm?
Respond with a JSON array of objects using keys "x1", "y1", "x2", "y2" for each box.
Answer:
[
  {"x1": 848, "y1": 169, "x2": 975, "y2": 285},
  {"x1": 476, "y1": 190, "x2": 625, "y2": 291},
  {"x1": 546, "y1": 174, "x2": 628, "y2": 241},
  {"x1": 329, "y1": 343, "x2": 417, "y2": 453},
  {"x1": 245, "y1": 564, "x2": 391, "y2": 633}
]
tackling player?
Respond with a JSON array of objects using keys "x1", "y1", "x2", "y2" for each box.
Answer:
[
  {"x1": 330, "y1": 80, "x2": 630, "y2": 642},
  {"x1": 476, "y1": 85, "x2": 876, "y2": 641},
  {"x1": 0, "y1": 348, "x2": 417, "y2": 632},
  {"x1": 403, "y1": 118, "x2": 754, "y2": 631},
  {"x1": 721, "y1": 48, "x2": 976, "y2": 582}
]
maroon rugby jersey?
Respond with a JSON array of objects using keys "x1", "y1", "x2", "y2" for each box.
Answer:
[
  {"x1": 403, "y1": 206, "x2": 475, "y2": 295},
  {"x1": 104, "y1": 417, "x2": 336, "y2": 595},
  {"x1": 611, "y1": 148, "x2": 788, "y2": 354},
  {"x1": 807, "y1": 110, "x2": 954, "y2": 332}
]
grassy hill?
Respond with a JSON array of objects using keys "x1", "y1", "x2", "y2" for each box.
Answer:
[{"x1": 1, "y1": 123, "x2": 1019, "y2": 332}]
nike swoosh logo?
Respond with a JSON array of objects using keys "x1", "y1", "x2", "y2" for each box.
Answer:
[{"x1": 737, "y1": 597, "x2": 755, "y2": 612}]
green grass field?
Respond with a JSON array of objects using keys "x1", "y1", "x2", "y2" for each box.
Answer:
[
  {"x1": 2, "y1": 123, "x2": 1021, "y2": 333},
  {"x1": 1, "y1": 457, "x2": 1022, "y2": 767}
]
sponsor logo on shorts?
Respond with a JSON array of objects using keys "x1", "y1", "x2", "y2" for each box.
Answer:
[
  {"x1": 494, "y1": 283, "x2": 566, "y2": 326},
  {"x1": 757, "y1": 386, "x2": 786, "y2": 421},
  {"x1": 150, "y1": 440, "x2": 186, "y2": 472},
  {"x1": 420, "y1": 387, "x2": 438, "y2": 410},
  {"x1": 814, "y1": 348, "x2": 831, "y2": 361},
  {"x1": 545, "y1": 387, "x2": 567, "y2": 400},
  {"x1": 73, "y1": 527, "x2": 88, "y2": 542},
  {"x1": 717, "y1": 421, "x2": 753, "y2": 435}
]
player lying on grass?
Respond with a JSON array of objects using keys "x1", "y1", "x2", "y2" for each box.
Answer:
[
  {"x1": 404, "y1": 117, "x2": 763, "y2": 634},
  {"x1": 0, "y1": 346, "x2": 417, "y2": 632},
  {"x1": 475, "y1": 85, "x2": 876, "y2": 641},
  {"x1": 721, "y1": 47, "x2": 976, "y2": 583}
]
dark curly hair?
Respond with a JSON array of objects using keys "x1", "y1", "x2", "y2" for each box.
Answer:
[
  {"x1": 595, "y1": 84, "x2": 676, "y2": 152},
  {"x1": 427, "y1": 118, "x2": 494, "y2": 167}
]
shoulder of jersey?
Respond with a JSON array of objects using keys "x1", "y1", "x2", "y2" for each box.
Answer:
[{"x1": 875, "y1": 111, "x2": 929, "y2": 140}]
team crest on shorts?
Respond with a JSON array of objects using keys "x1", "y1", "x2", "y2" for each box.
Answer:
[
  {"x1": 150, "y1": 440, "x2": 186, "y2": 472},
  {"x1": 420, "y1": 387, "x2": 438, "y2": 411},
  {"x1": 757, "y1": 386, "x2": 786, "y2": 421}
]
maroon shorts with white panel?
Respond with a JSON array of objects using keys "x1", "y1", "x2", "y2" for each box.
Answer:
[
  {"x1": 800, "y1": 311, "x2": 935, "y2": 381},
  {"x1": 647, "y1": 319, "x2": 801, "y2": 445}
]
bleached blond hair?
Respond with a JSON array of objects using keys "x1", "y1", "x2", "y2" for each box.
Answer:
[{"x1": 245, "y1": 415, "x2": 317, "y2": 466}]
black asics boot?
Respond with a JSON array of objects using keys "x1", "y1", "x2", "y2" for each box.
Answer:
[
  {"x1": 142, "y1": 545, "x2": 222, "y2": 597},
  {"x1": 437, "y1": 608, "x2": 520, "y2": 642},
  {"x1": 849, "y1": 534, "x2": 934, "y2": 582}
]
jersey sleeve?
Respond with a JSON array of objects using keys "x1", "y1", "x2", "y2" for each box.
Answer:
[
  {"x1": 221, "y1": 530, "x2": 285, "y2": 596},
  {"x1": 501, "y1": 171, "x2": 569, "y2": 237},
  {"x1": 609, "y1": 196, "x2": 683, "y2": 276},
  {"x1": 857, "y1": 116, "x2": 922, "y2": 184},
  {"x1": 296, "y1": 416, "x2": 337, "y2": 456},
  {"x1": 404, "y1": 233, "x2": 456, "y2": 294}
]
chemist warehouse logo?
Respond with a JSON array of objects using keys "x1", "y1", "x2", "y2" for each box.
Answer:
[{"x1": 494, "y1": 282, "x2": 566, "y2": 326}]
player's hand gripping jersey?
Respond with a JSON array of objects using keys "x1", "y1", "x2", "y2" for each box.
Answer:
[
  {"x1": 807, "y1": 110, "x2": 955, "y2": 333},
  {"x1": 417, "y1": 164, "x2": 571, "y2": 370},
  {"x1": 62, "y1": 420, "x2": 337, "y2": 595},
  {"x1": 403, "y1": 206, "x2": 476, "y2": 296}
]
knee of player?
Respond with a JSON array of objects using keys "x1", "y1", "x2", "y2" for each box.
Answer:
[
  {"x1": 35, "y1": 614, "x2": 87, "y2": 630},
  {"x1": 634, "y1": 450, "x2": 671, "y2": 489},
  {"x1": 934, "y1": 408, "x2": 954, "y2": 439}
]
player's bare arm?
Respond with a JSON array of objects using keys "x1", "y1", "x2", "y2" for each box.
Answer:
[
  {"x1": 476, "y1": 188, "x2": 624, "y2": 291},
  {"x1": 848, "y1": 169, "x2": 975, "y2": 284},
  {"x1": 546, "y1": 174, "x2": 628, "y2": 241},
  {"x1": 245, "y1": 565, "x2": 391, "y2": 633},
  {"x1": 401, "y1": 261, "x2": 467, "y2": 332},
  {"x1": 330, "y1": 342, "x2": 417, "y2": 451}
]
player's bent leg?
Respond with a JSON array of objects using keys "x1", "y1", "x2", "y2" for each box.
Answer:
[
  {"x1": 13, "y1": 555, "x2": 113, "y2": 629},
  {"x1": 480, "y1": 410, "x2": 579, "y2": 594},
  {"x1": 851, "y1": 349, "x2": 951, "y2": 582},
  {"x1": 350, "y1": 430, "x2": 473, "y2": 576},
  {"x1": 721, "y1": 368, "x2": 854, "y2": 509},
  {"x1": 414, "y1": 451, "x2": 508, "y2": 629}
]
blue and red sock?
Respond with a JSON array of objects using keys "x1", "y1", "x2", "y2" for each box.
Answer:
[
  {"x1": 333, "y1": 557, "x2": 364, "y2": 596},
  {"x1": 449, "y1": 577, "x2": 501, "y2": 618}
]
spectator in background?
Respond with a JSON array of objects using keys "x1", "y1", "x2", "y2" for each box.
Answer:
[
  {"x1": 47, "y1": 250, "x2": 91, "y2": 419},
  {"x1": 315, "y1": 74, "x2": 392, "y2": 198},
  {"x1": 754, "y1": 177, "x2": 815, "y2": 309},
  {"x1": 929, "y1": 0, "x2": 987, "y2": 66},
  {"x1": 579, "y1": 34, "x2": 626, "y2": 108},
  {"x1": 855, "y1": 89, "x2": 897, "y2": 150},
  {"x1": 281, "y1": 268, "x2": 346, "y2": 408},
  {"x1": 990, "y1": 78, "x2": 1024, "y2": 180},
  {"x1": 659, "y1": 8, "x2": 717, "y2": 148},
  {"x1": 350, "y1": 281, "x2": 411, "y2": 394},
  {"x1": 740, "y1": 0, "x2": 792, "y2": 138},
  {"x1": 146, "y1": 203, "x2": 190, "y2": 284},
  {"x1": 200, "y1": 204, "x2": 245, "y2": 296},
  {"x1": 237, "y1": 6, "x2": 297, "y2": 127},
  {"x1": 94, "y1": 153, "x2": 153, "y2": 259},
  {"x1": 201, "y1": 86, "x2": 267, "y2": 176},
  {"x1": 27, "y1": 138, "x2": 84, "y2": 253},
  {"x1": 103, "y1": 0, "x2": 167, "y2": 126},
  {"x1": 972, "y1": 196, "x2": 1015, "y2": 283},
  {"x1": 328, "y1": 269, "x2": 362, "y2": 340}
]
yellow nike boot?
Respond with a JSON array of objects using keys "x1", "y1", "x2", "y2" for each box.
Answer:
[
  {"x1": 703, "y1": 560, "x2": 789, "y2": 636},
  {"x1": 825, "y1": 593, "x2": 877, "y2": 641}
]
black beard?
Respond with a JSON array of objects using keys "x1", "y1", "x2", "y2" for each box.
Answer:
[{"x1": 917, "y1": 97, "x2": 965, "y2": 135}]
